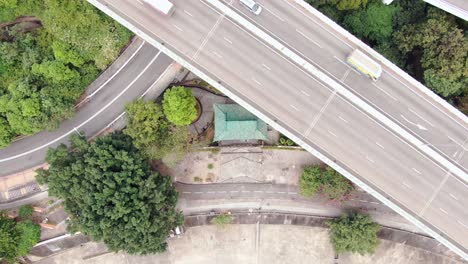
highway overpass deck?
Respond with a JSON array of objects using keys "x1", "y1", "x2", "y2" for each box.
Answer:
[{"x1": 93, "y1": 0, "x2": 467, "y2": 258}]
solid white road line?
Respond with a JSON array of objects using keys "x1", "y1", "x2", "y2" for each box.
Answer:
[
  {"x1": 223, "y1": 37, "x2": 233, "y2": 44},
  {"x1": 375, "y1": 142, "x2": 385, "y2": 149},
  {"x1": 449, "y1": 193, "x2": 458, "y2": 200},
  {"x1": 290, "y1": 105, "x2": 300, "y2": 112},
  {"x1": 300, "y1": 90, "x2": 310, "y2": 97},
  {"x1": 184, "y1": 10, "x2": 194, "y2": 17},
  {"x1": 402, "y1": 182, "x2": 412, "y2": 190},
  {"x1": 252, "y1": 78, "x2": 262, "y2": 86},
  {"x1": 76, "y1": 41, "x2": 146, "y2": 107},
  {"x1": 328, "y1": 130, "x2": 337, "y2": 137},
  {"x1": 261, "y1": 64, "x2": 271, "y2": 71},
  {"x1": 173, "y1": 24, "x2": 183, "y2": 31},
  {"x1": 412, "y1": 168, "x2": 422, "y2": 175},
  {"x1": 372, "y1": 83, "x2": 398, "y2": 101},
  {"x1": 0, "y1": 51, "x2": 162, "y2": 163},
  {"x1": 263, "y1": 6, "x2": 286, "y2": 22},
  {"x1": 338, "y1": 115, "x2": 348, "y2": 124},
  {"x1": 439, "y1": 208, "x2": 449, "y2": 215},
  {"x1": 409, "y1": 108, "x2": 435, "y2": 127},
  {"x1": 295, "y1": 29, "x2": 322, "y2": 48}
]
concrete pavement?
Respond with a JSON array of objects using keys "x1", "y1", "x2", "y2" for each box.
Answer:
[
  {"x1": 0, "y1": 42, "x2": 172, "y2": 176},
  {"x1": 88, "y1": 0, "x2": 467, "y2": 257}
]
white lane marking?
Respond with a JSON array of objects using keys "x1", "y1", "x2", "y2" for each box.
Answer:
[
  {"x1": 263, "y1": 6, "x2": 285, "y2": 22},
  {"x1": 458, "y1": 220, "x2": 468, "y2": 229},
  {"x1": 262, "y1": 64, "x2": 271, "y2": 71},
  {"x1": 193, "y1": 10, "x2": 225, "y2": 60},
  {"x1": 207, "y1": 191, "x2": 215, "y2": 194},
  {"x1": 212, "y1": 51, "x2": 223, "y2": 58},
  {"x1": 277, "y1": 191, "x2": 286, "y2": 194},
  {"x1": 173, "y1": 24, "x2": 183, "y2": 32},
  {"x1": 223, "y1": 37, "x2": 233, "y2": 44},
  {"x1": 182, "y1": 192, "x2": 191, "y2": 194},
  {"x1": 366, "y1": 156, "x2": 375, "y2": 163},
  {"x1": 372, "y1": 83, "x2": 398, "y2": 101},
  {"x1": 408, "y1": 108, "x2": 435, "y2": 127},
  {"x1": 295, "y1": 29, "x2": 322, "y2": 48},
  {"x1": 282, "y1": 0, "x2": 352, "y2": 48},
  {"x1": 412, "y1": 168, "x2": 422, "y2": 175},
  {"x1": 304, "y1": 91, "x2": 337, "y2": 136},
  {"x1": 76, "y1": 41, "x2": 146, "y2": 107},
  {"x1": 439, "y1": 208, "x2": 448, "y2": 215},
  {"x1": 254, "y1": 190, "x2": 263, "y2": 193},
  {"x1": 230, "y1": 190, "x2": 239, "y2": 193},
  {"x1": 252, "y1": 77, "x2": 262, "y2": 86},
  {"x1": 137, "y1": 0, "x2": 143, "y2": 4},
  {"x1": 400, "y1": 115, "x2": 428, "y2": 131},
  {"x1": 290, "y1": 105, "x2": 300, "y2": 112},
  {"x1": 449, "y1": 193, "x2": 458, "y2": 200},
  {"x1": 300, "y1": 90, "x2": 310, "y2": 97},
  {"x1": 0, "y1": 51, "x2": 163, "y2": 163},
  {"x1": 328, "y1": 130, "x2": 337, "y2": 137},
  {"x1": 448, "y1": 136, "x2": 468, "y2": 151},
  {"x1": 341, "y1": 69, "x2": 351, "y2": 82},
  {"x1": 402, "y1": 182, "x2": 412, "y2": 190},
  {"x1": 183, "y1": 10, "x2": 194, "y2": 17},
  {"x1": 338, "y1": 116, "x2": 348, "y2": 124},
  {"x1": 375, "y1": 142, "x2": 385, "y2": 149},
  {"x1": 333, "y1": 56, "x2": 361, "y2": 76},
  {"x1": 384, "y1": 69, "x2": 468, "y2": 132},
  {"x1": 369, "y1": 201, "x2": 380, "y2": 205},
  {"x1": 289, "y1": 192, "x2": 298, "y2": 195},
  {"x1": 453, "y1": 150, "x2": 459, "y2": 158}
]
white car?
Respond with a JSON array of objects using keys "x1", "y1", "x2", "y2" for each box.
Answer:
[{"x1": 240, "y1": 0, "x2": 262, "y2": 15}]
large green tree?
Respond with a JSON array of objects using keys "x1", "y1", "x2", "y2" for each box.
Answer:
[
  {"x1": 36, "y1": 133, "x2": 183, "y2": 254},
  {"x1": 163, "y1": 87, "x2": 198, "y2": 126},
  {"x1": 0, "y1": 0, "x2": 132, "y2": 148},
  {"x1": 327, "y1": 213, "x2": 381, "y2": 255},
  {"x1": 124, "y1": 100, "x2": 190, "y2": 161},
  {"x1": 0, "y1": 212, "x2": 40, "y2": 262},
  {"x1": 343, "y1": 2, "x2": 399, "y2": 43},
  {"x1": 299, "y1": 165, "x2": 353, "y2": 200},
  {"x1": 394, "y1": 9, "x2": 467, "y2": 97}
]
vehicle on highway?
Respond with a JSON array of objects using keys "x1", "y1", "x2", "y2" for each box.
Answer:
[
  {"x1": 143, "y1": 0, "x2": 175, "y2": 16},
  {"x1": 240, "y1": 0, "x2": 262, "y2": 15},
  {"x1": 346, "y1": 49, "x2": 382, "y2": 81}
]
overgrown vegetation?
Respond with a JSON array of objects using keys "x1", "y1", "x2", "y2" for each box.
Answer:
[
  {"x1": 327, "y1": 213, "x2": 381, "y2": 255},
  {"x1": 36, "y1": 133, "x2": 183, "y2": 254},
  {"x1": 0, "y1": 0, "x2": 132, "y2": 148},
  {"x1": 299, "y1": 165, "x2": 354, "y2": 200},
  {"x1": 307, "y1": 0, "x2": 467, "y2": 112},
  {"x1": 0, "y1": 211, "x2": 40, "y2": 262},
  {"x1": 124, "y1": 99, "x2": 191, "y2": 165},
  {"x1": 18, "y1": 204, "x2": 34, "y2": 220},
  {"x1": 211, "y1": 213, "x2": 233, "y2": 227}
]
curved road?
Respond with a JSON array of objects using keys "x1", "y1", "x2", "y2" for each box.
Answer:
[{"x1": 0, "y1": 42, "x2": 172, "y2": 176}]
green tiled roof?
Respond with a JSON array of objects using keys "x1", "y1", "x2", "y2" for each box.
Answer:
[{"x1": 214, "y1": 104, "x2": 269, "y2": 142}]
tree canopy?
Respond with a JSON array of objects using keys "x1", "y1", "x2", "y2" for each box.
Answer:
[
  {"x1": 327, "y1": 213, "x2": 381, "y2": 255},
  {"x1": 343, "y1": 2, "x2": 399, "y2": 43},
  {"x1": 394, "y1": 9, "x2": 467, "y2": 97},
  {"x1": 0, "y1": 0, "x2": 132, "y2": 148},
  {"x1": 124, "y1": 100, "x2": 190, "y2": 162},
  {"x1": 163, "y1": 87, "x2": 198, "y2": 126},
  {"x1": 299, "y1": 165, "x2": 353, "y2": 200},
  {"x1": 36, "y1": 133, "x2": 183, "y2": 254},
  {"x1": 0, "y1": 212, "x2": 40, "y2": 262}
]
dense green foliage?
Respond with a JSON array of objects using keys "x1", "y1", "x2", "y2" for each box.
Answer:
[
  {"x1": 0, "y1": 212, "x2": 40, "y2": 262},
  {"x1": 299, "y1": 165, "x2": 353, "y2": 200},
  {"x1": 327, "y1": 213, "x2": 381, "y2": 255},
  {"x1": 124, "y1": 100, "x2": 190, "y2": 161},
  {"x1": 36, "y1": 133, "x2": 184, "y2": 254},
  {"x1": 18, "y1": 204, "x2": 34, "y2": 220},
  {"x1": 163, "y1": 87, "x2": 198, "y2": 126},
  {"x1": 15, "y1": 220, "x2": 41, "y2": 257},
  {"x1": 343, "y1": 2, "x2": 399, "y2": 43},
  {"x1": 0, "y1": 0, "x2": 132, "y2": 148},
  {"x1": 0, "y1": 212, "x2": 20, "y2": 261},
  {"x1": 308, "y1": 0, "x2": 468, "y2": 109}
]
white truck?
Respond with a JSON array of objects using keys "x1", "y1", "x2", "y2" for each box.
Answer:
[
  {"x1": 346, "y1": 49, "x2": 382, "y2": 81},
  {"x1": 143, "y1": 0, "x2": 175, "y2": 16}
]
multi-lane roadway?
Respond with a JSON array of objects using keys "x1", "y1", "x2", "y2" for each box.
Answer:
[{"x1": 92, "y1": 0, "x2": 467, "y2": 258}]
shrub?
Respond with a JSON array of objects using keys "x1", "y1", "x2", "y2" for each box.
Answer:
[
  {"x1": 211, "y1": 214, "x2": 233, "y2": 227},
  {"x1": 299, "y1": 165, "x2": 353, "y2": 200},
  {"x1": 18, "y1": 205, "x2": 34, "y2": 219},
  {"x1": 327, "y1": 213, "x2": 380, "y2": 255},
  {"x1": 163, "y1": 87, "x2": 198, "y2": 126}
]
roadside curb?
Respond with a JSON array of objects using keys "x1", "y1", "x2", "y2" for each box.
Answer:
[{"x1": 185, "y1": 211, "x2": 463, "y2": 262}]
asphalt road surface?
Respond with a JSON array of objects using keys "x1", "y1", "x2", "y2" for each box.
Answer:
[
  {"x1": 98, "y1": 0, "x2": 467, "y2": 255},
  {"x1": 0, "y1": 43, "x2": 171, "y2": 176}
]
